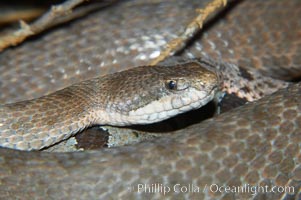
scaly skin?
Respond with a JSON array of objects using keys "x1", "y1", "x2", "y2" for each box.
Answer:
[
  {"x1": 0, "y1": 0, "x2": 300, "y2": 199},
  {"x1": 0, "y1": 83, "x2": 300, "y2": 199},
  {"x1": 0, "y1": 63, "x2": 218, "y2": 150}
]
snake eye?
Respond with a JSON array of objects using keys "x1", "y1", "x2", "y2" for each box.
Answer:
[{"x1": 166, "y1": 80, "x2": 177, "y2": 90}]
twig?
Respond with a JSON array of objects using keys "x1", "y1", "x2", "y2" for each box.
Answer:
[
  {"x1": 0, "y1": 0, "x2": 115, "y2": 52},
  {"x1": 150, "y1": 0, "x2": 227, "y2": 65}
]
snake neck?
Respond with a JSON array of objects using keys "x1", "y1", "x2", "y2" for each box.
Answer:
[{"x1": 0, "y1": 78, "x2": 101, "y2": 150}]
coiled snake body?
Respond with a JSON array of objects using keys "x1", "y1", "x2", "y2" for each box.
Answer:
[{"x1": 0, "y1": 0, "x2": 301, "y2": 199}]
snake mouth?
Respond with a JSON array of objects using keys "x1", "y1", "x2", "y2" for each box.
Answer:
[
  {"x1": 103, "y1": 85, "x2": 218, "y2": 126},
  {"x1": 180, "y1": 85, "x2": 218, "y2": 111}
]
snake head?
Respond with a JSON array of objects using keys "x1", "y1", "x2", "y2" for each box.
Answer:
[{"x1": 99, "y1": 62, "x2": 219, "y2": 125}]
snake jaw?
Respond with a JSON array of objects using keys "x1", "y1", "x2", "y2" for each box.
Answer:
[{"x1": 98, "y1": 85, "x2": 219, "y2": 126}]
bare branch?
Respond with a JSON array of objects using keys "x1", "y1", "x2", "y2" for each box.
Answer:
[
  {"x1": 0, "y1": 0, "x2": 115, "y2": 52},
  {"x1": 150, "y1": 0, "x2": 227, "y2": 65}
]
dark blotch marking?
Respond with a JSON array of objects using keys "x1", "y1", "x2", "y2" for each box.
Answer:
[
  {"x1": 239, "y1": 67, "x2": 254, "y2": 81},
  {"x1": 219, "y1": 93, "x2": 247, "y2": 113},
  {"x1": 241, "y1": 86, "x2": 251, "y2": 94}
]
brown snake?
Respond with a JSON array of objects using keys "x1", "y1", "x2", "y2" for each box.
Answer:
[{"x1": 0, "y1": 0, "x2": 301, "y2": 199}]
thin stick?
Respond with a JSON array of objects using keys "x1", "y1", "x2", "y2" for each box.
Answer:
[
  {"x1": 0, "y1": 0, "x2": 115, "y2": 52},
  {"x1": 150, "y1": 0, "x2": 227, "y2": 65}
]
